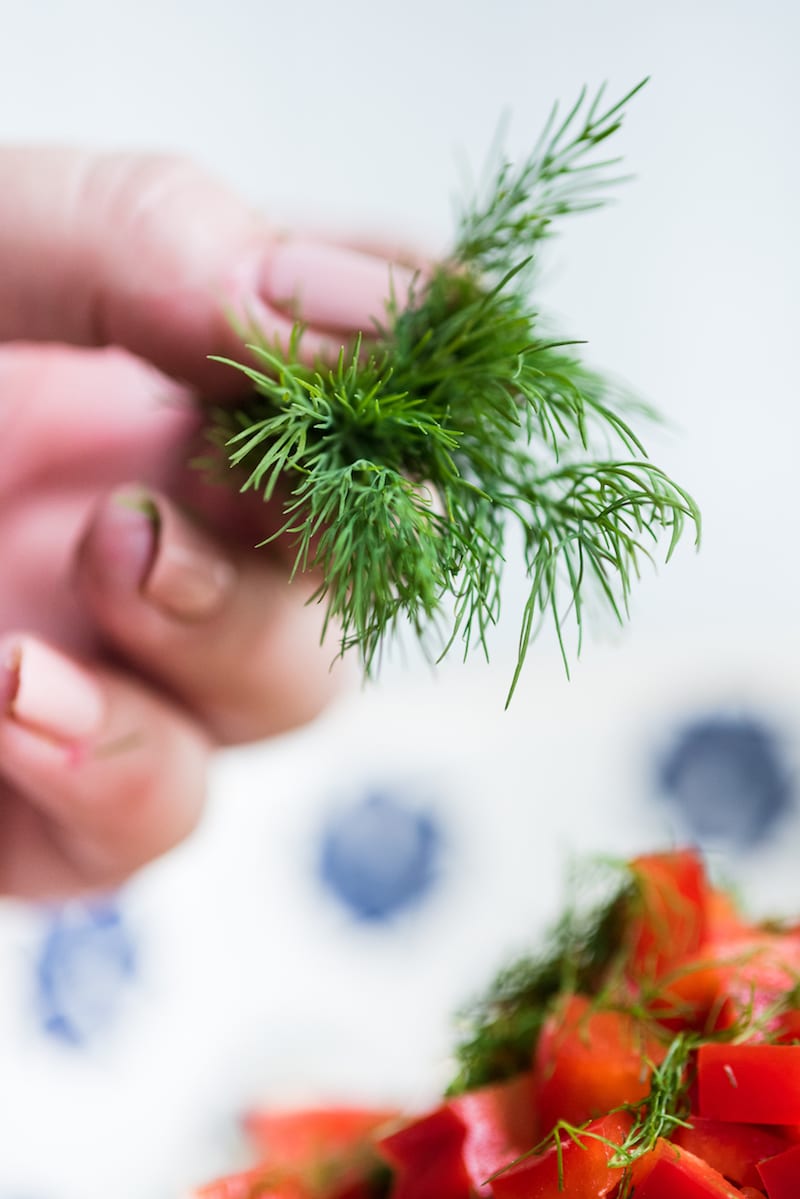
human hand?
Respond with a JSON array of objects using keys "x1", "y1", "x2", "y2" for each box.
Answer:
[{"x1": 0, "y1": 149, "x2": 413, "y2": 898}]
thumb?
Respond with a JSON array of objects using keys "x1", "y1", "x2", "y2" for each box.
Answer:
[{"x1": 0, "y1": 148, "x2": 414, "y2": 393}]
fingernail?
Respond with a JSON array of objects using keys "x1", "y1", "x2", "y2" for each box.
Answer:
[
  {"x1": 88, "y1": 488, "x2": 235, "y2": 622},
  {"x1": 0, "y1": 637, "x2": 105, "y2": 741},
  {"x1": 86, "y1": 488, "x2": 158, "y2": 590},
  {"x1": 143, "y1": 500, "x2": 236, "y2": 621},
  {"x1": 261, "y1": 239, "x2": 416, "y2": 331}
]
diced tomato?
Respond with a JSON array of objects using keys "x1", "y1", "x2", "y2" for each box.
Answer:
[
  {"x1": 488, "y1": 1110, "x2": 631, "y2": 1199},
  {"x1": 191, "y1": 1169, "x2": 309, "y2": 1199},
  {"x1": 447, "y1": 1073, "x2": 538, "y2": 1195},
  {"x1": 672, "y1": 1117, "x2": 788, "y2": 1188},
  {"x1": 534, "y1": 993, "x2": 665, "y2": 1132},
  {"x1": 773, "y1": 1008, "x2": 800, "y2": 1044},
  {"x1": 630, "y1": 1139, "x2": 745, "y2": 1197},
  {"x1": 625, "y1": 849, "x2": 709, "y2": 982},
  {"x1": 377, "y1": 1105, "x2": 471, "y2": 1199},
  {"x1": 706, "y1": 888, "x2": 752, "y2": 943},
  {"x1": 698, "y1": 1044, "x2": 800, "y2": 1124},
  {"x1": 244, "y1": 1107, "x2": 396, "y2": 1167},
  {"x1": 756, "y1": 1140, "x2": 800, "y2": 1198},
  {"x1": 652, "y1": 936, "x2": 800, "y2": 1035}
]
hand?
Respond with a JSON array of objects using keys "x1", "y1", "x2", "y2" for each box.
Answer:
[{"x1": 0, "y1": 149, "x2": 412, "y2": 898}]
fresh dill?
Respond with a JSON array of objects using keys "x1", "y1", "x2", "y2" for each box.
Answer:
[{"x1": 208, "y1": 80, "x2": 700, "y2": 700}]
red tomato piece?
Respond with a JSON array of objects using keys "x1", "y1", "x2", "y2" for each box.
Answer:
[
  {"x1": 626, "y1": 849, "x2": 709, "y2": 982},
  {"x1": 673, "y1": 1117, "x2": 787, "y2": 1188},
  {"x1": 377, "y1": 1105, "x2": 471, "y2": 1199},
  {"x1": 698, "y1": 1044, "x2": 800, "y2": 1124},
  {"x1": 244, "y1": 1107, "x2": 397, "y2": 1164},
  {"x1": 488, "y1": 1110, "x2": 631, "y2": 1199},
  {"x1": 653, "y1": 936, "x2": 800, "y2": 1035},
  {"x1": 192, "y1": 1169, "x2": 308, "y2": 1199},
  {"x1": 631, "y1": 1140, "x2": 745, "y2": 1198},
  {"x1": 740, "y1": 1190, "x2": 767, "y2": 1198},
  {"x1": 757, "y1": 1140, "x2": 800, "y2": 1198},
  {"x1": 447, "y1": 1073, "x2": 538, "y2": 1196},
  {"x1": 534, "y1": 994, "x2": 665, "y2": 1132},
  {"x1": 706, "y1": 887, "x2": 752, "y2": 943},
  {"x1": 773, "y1": 1008, "x2": 800, "y2": 1044}
]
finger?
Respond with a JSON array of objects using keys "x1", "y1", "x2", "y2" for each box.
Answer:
[
  {"x1": 0, "y1": 148, "x2": 415, "y2": 392},
  {"x1": 75, "y1": 487, "x2": 344, "y2": 745},
  {"x1": 0, "y1": 342, "x2": 195, "y2": 499},
  {"x1": 0, "y1": 634, "x2": 209, "y2": 898}
]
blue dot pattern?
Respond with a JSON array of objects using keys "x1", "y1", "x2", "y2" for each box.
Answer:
[
  {"x1": 35, "y1": 900, "x2": 137, "y2": 1047},
  {"x1": 657, "y1": 714, "x2": 794, "y2": 848},
  {"x1": 318, "y1": 791, "x2": 442, "y2": 921}
]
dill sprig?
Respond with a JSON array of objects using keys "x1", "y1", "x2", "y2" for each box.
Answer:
[{"x1": 208, "y1": 81, "x2": 700, "y2": 699}]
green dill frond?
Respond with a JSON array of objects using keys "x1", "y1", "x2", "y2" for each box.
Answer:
[
  {"x1": 207, "y1": 80, "x2": 699, "y2": 697},
  {"x1": 454, "y1": 78, "x2": 650, "y2": 277}
]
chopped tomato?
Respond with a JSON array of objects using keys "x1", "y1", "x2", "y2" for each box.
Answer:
[
  {"x1": 377, "y1": 1105, "x2": 471, "y2": 1199},
  {"x1": 244, "y1": 1107, "x2": 396, "y2": 1166},
  {"x1": 652, "y1": 935, "x2": 800, "y2": 1035},
  {"x1": 190, "y1": 850, "x2": 800, "y2": 1199},
  {"x1": 533, "y1": 994, "x2": 665, "y2": 1132},
  {"x1": 705, "y1": 887, "x2": 752, "y2": 943},
  {"x1": 488, "y1": 1111, "x2": 631, "y2": 1199},
  {"x1": 773, "y1": 1008, "x2": 800, "y2": 1044},
  {"x1": 672, "y1": 1117, "x2": 787, "y2": 1188},
  {"x1": 626, "y1": 849, "x2": 709, "y2": 982},
  {"x1": 447, "y1": 1073, "x2": 538, "y2": 1195},
  {"x1": 698, "y1": 1044, "x2": 800, "y2": 1124},
  {"x1": 192, "y1": 1169, "x2": 309, "y2": 1199},
  {"x1": 756, "y1": 1140, "x2": 800, "y2": 1198},
  {"x1": 630, "y1": 1139, "x2": 745, "y2": 1197}
]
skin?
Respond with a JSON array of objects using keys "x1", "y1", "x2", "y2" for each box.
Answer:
[{"x1": 0, "y1": 148, "x2": 414, "y2": 899}]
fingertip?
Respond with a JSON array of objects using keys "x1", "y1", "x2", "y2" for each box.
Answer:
[
  {"x1": 0, "y1": 633, "x2": 105, "y2": 743},
  {"x1": 78, "y1": 487, "x2": 158, "y2": 594},
  {"x1": 260, "y1": 238, "x2": 417, "y2": 334}
]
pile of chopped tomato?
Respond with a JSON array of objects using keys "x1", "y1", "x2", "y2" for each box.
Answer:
[{"x1": 193, "y1": 851, "x2": 800, "y2": 1199}]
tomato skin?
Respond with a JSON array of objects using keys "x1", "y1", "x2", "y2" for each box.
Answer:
[
  {"x1": 698, "y1": 1045, "x2": 800, "y2": 1124},
  {"x1": 447, "y1": 1073, "x2": 538, "y2": 1196},
  {"x1": 756, "y1": 1140, "x2": 800, "y2": 1198},
  {"x1": 672, "y1": 1118, "x2": 788, "y2": 1188},
  {"x1": 488, "y1": 1111, "x2": 631, "y2": 1199},
  {"x1": 244, "y1": 1108, "x2": 396, "y2": 1168},
  {"x1": 534, "y1": 994, "x2": 664, "y2": 1133},
  {"x1": 377, "y1": 1105, "x2": 472, "y2": 1199},
  {"x1": 630, "y1": 1140, "x2": 745, "y2": 1198},
  {"x1": 654, "y1": 937, "x2": 800, "y2": 1035},
  {"x1": 706, "y1": 888, "x2": 751, "y2": 943},
  {"x1": 626, "y1": 849, "x2": 709, "y2": 982},
  {"x1": 191, "y1": 1170, "x2": 309, "y2": 1199},
  {"x1": 773, "y1": 1009, "x2": 800, "y2": 1044}
]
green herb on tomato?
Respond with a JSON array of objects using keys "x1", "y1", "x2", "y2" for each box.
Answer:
[{"x1": 194, "y1": 849, "x2": 800, "y2": 1197}]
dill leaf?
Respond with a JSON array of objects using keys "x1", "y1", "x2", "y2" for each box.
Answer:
[{"x1": 207, "y1": 81, "x2": 699, "y2": 698}]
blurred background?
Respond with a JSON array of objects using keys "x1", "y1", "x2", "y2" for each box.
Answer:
[{"x1": 1, "y1": 0, "x2": 799, "y2": 1194}]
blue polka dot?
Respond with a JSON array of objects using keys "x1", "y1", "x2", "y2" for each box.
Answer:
[
  {"x1": 34, "y1": 900, "x2": 138, "y2": 1046},
  {"x1": 318, "y1": 790, "x2": 443, "y2": 922},
  {"x1": 657, "y1": 714, "x2": 793, "y2": 848}
]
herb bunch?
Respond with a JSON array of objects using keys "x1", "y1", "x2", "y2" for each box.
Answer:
[{"x1": 209, "y1": 81, "x2": 700, "y2": 700}]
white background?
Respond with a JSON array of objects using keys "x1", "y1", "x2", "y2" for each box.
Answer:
[{"x1": 1, "y1": 1, "x2": 799, "y2": 1196}]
